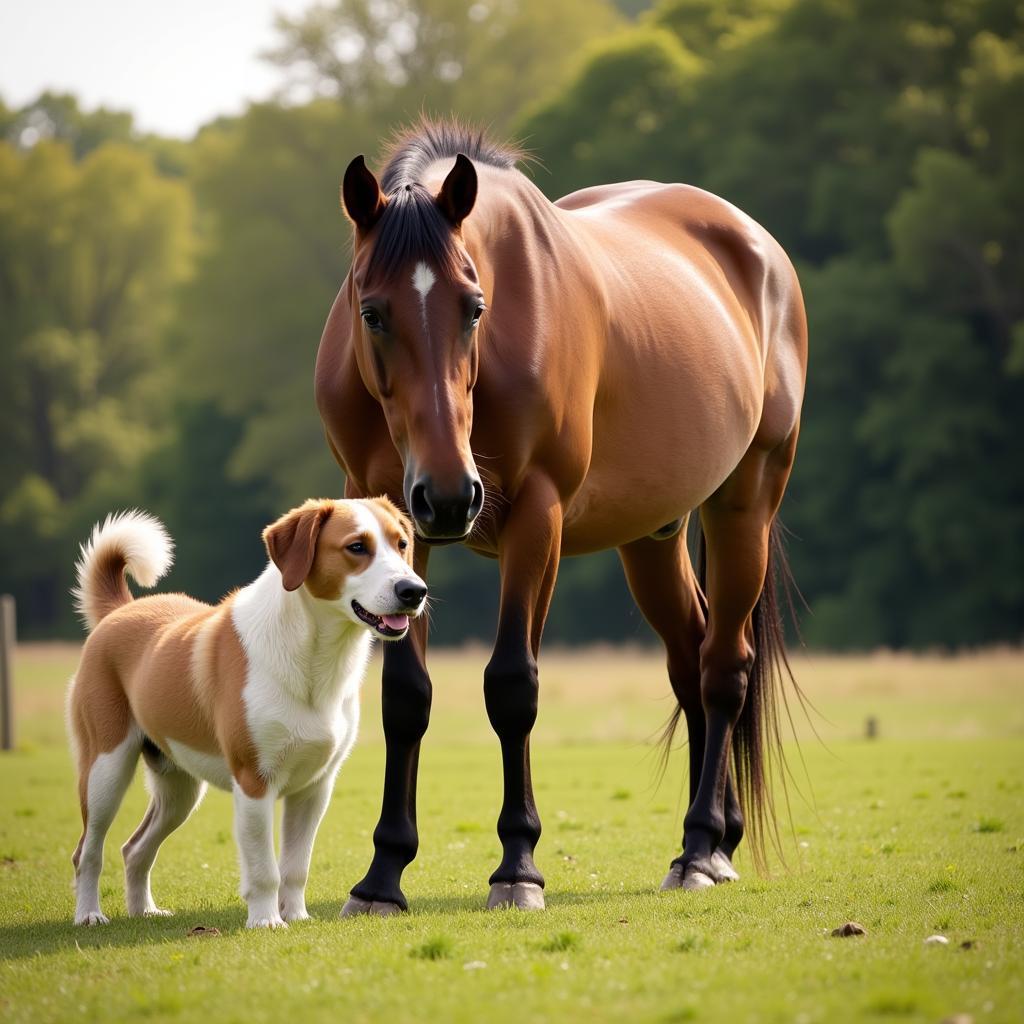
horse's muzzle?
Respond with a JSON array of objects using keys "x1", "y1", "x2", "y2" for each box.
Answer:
[{"x1": 407, "y1": 472, "x2": 484, "y2": 541}]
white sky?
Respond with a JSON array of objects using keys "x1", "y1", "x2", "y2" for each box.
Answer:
[{"x1": 0, "y1": 0, "x2": 313, "y2": 137}]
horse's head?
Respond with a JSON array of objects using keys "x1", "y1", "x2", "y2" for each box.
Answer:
[{"x1": 342, "y1": 153, "x2": 485, "y2": 542}]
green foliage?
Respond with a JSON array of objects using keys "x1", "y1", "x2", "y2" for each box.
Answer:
[
  {"x1": 176, "y1": 101, "x2": 369, "y2": 506},
  {"x1": 265, "y1": 0, "x2": 621, "y2": 131},
  {"x1": 0, "y1": 137, "x2": 192, "y2": 633},
  {"x1": 2, "y1": 0, "x2": 1022, "y2": 647},
  {"x1": 521, "y1": 0, "x2": 1024, "y2": 647}
]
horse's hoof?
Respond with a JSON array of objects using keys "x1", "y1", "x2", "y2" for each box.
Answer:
[
  {"x1": 682, "y1": 869, "x2": 716, "y2": 891},
  {"x1": 710, "y1": 850, "x2": 740, "y2": 882},
  {"x1": 660, "y1": 863, "x2": 716, "y2": 891},
  {"x1": 340, "y1": 895, "x2": 404, "y2": 918},
  {"x1": 487, "y1": 881, "x2": 545, "y2": 910}
]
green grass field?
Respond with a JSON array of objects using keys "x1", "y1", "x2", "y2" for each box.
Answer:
[{"x1": 1, "y1": 645, "x2": 1022, "y2": 1023}]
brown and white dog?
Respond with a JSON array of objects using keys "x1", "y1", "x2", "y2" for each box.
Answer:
[{"x1": 66, "y1": 497, "x2": 426, "y2": 928}]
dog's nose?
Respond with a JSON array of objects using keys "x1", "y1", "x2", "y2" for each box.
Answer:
[{"x1": 394, "y1": 578, "x2": 427, "y2": 607}]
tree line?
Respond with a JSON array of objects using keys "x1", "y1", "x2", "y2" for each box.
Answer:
[{"x1": 1, "y1": 0, "x2": 1021, "y2": 648}]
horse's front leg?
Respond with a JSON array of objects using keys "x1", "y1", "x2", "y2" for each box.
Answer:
[
  {"x1": 342, "y1": 547, "x2": 431, "y2": 917},
  {"x1": 484, "y1": 474, "x2": 562, "y2": 911}
]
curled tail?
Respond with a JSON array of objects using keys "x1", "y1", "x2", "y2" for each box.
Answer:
[{"x1": 72, "y1": 511, "x2": 174, "y2": 631}]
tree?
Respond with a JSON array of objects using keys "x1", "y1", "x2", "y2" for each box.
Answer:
[
  {"x1": 519, "y1": 0, "x2": 1024, "y2": 646},
  {"x1": 0, "y1": 139, "x2": 192, "y2": 632},
  {"x1": 174, "y1": 101, "x2": 375, "y2": 508},
  {"x1": 265, "y1": 0, "x2": 622, "y2": 131}
]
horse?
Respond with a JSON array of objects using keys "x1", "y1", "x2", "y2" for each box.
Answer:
[{"x1": 314, "y1": 119, "x2": 807, "y2": 913}]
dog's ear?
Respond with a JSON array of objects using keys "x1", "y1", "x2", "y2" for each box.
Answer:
[{"x1": 263, "y1": 503, "x2": 333, "y2": 592}]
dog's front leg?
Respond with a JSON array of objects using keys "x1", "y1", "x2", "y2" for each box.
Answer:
[
  {"x1": 233, "y1": 785, "x2": 285, "y2": 928},
  {"x1": 278, "y1": 768, "x2": 338, "y2": 922}
]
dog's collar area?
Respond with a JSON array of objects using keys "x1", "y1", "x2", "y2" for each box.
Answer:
[{"x1": 351, "y1": 600, "x2": 409, "y2": 638}]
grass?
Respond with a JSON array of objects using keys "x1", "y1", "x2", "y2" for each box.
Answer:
[{"x1": 1, "y1": 645, "x2": 1022, "y2": 1023}]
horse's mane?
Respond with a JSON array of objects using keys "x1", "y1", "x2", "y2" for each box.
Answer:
[
  {"x1": 379, "y1": 118, "x2": 523, "y2": 192},
  {"x1": 362, "y1": 118, "x2": 523, "y2": 285}
]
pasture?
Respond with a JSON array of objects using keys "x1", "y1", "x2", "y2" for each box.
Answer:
[{"x1": 1, "y1": 645, "x2": 1021, "y2": 1023}]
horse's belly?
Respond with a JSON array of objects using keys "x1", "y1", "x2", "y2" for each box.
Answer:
[{"x1": 562, "y1": 348, "x2": 762, "y2": 554}]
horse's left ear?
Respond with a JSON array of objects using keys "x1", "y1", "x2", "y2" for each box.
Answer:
[
  {"x1": 436, "y1": 153, "x2": 477, "y2": 228},
  {"x1": 342, "y1": 155, "x2": 387, "y2": 233}
]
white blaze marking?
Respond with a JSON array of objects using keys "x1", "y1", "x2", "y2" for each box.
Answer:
[{"x1": 412, "y1": 262, "x2": 435, "y2": 320}]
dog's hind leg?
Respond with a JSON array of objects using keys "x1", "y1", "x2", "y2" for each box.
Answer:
[
  {"x1": 123, "y1": 749, "x2": 206, "y2": 917},
  {"x1": 73, "y1": 726, "x2": 143, "y2": 925}
]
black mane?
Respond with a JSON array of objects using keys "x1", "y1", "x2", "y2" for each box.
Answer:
[
  {"x1": 362, "y1": 119, "x2": 522, "y2": 285},
  {"x1": 379, "y1": 118, "x2": 523, "y2": 193}
]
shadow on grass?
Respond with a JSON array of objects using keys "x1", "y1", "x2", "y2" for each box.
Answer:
[
  {"x1": 0, "y1": 905, "x2": 251, "y2": 961},
  {"x1": 0, "y1": 887, "x2": 653, "y2": 960}
]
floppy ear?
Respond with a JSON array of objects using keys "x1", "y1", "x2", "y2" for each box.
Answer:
[
  {"x1": 342, "y1": 155, "x2": 386, "y2": 233},
  {"x1": 263, "y1": 504, "x2": 332, "y2": 592},
  {"x1": 436, "y1": 153, "x2": 477, "y2": 228}
]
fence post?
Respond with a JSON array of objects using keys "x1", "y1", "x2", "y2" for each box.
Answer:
[{"x1": 0, "y1": 595, "x2": 14, "y2": 751}]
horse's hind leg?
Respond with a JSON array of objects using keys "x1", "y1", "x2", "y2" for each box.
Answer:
[
  {"x1": 619, "y1": 529, "x2": 741, "y2": 888},
  {"x1": 678, "y1": 432, "x2": 798, "y2": 888}
]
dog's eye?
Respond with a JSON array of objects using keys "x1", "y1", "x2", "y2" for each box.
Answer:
[
  {"x1": 347, "y1": 541, "x2": 368, "y2": 554},
  {"x1": 398, "y1": 538, "x2": 408, "y2": 551}
]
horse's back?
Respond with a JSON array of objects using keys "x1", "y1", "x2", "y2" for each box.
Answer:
[{"x1": 552, "y1": 180, "x2": 807, "y2": 549}]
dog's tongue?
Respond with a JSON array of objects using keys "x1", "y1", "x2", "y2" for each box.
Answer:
[{"x1": 381, "y1": 614, "x2": 409, "y2": 631}]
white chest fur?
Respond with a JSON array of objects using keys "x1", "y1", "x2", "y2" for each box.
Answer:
[{"x1": 227, "y1": 566, "x2": 373, "y2": 797}]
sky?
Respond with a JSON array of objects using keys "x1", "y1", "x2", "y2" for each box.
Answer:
[{"x1": 0, "y1": 0, "x2": 313, "y2": 137}]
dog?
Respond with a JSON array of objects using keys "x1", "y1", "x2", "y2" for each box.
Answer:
[{"x1": 66, "y1": 497, "x2": 426, "y2": 928}]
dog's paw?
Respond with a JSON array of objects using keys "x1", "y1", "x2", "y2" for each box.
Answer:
[
  {"x1": 246, "y1": 914, "x2": 288, "y2": 930},
  {"x1": 144, "y1": 907, "x2": 174, "y2": 918},
  {"x1": 75, "y1": 911, "x2": 110, "y2": 926},
  {"x1": 280, "y1": 904, "x2": 310, "y2": 923}
]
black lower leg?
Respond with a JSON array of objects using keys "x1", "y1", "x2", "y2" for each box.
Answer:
[
  {"x1": 720, "y1": 774, "x2": 745, "y2": 857},
  {"x1": 350, "y1": 636, "x2": 431, "y2": 908},
  {"x1": 681, "y1": 656, "x2": 748, "y2": 875},
  {"x1": 484, "y1": 646, "x2": 543, "y2": 887}
]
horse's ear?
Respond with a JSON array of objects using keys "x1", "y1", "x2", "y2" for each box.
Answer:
[
  {"x1": 342, "y1": 155, "x2": 386, "y2": 233},
  {"x1": 436, "y1": 153, "x2": 477, "y2": 228}
]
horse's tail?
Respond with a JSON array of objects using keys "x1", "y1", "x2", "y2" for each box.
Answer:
[
  {"x1": 657, "y1": 517, "x2": 803, "y2": 871},
  {"x1": 732, "y1": 518, "x2": 804, "y2": 870}
]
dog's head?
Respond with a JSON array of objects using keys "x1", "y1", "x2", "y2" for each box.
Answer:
[{"x1": 262, "y1": 497, "x2": 426, "y2": 640}]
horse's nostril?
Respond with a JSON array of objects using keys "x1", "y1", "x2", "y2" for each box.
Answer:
[
  {"x1": 410, "y1": 481, "x2": 434, "y2": 523},
  {"x1": 468, "y1": 479, "x2": 484, "y2": 522}
]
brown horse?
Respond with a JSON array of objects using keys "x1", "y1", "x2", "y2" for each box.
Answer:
[{"x1": 315, "y1": 120, "x2": 807, "y2": 913}]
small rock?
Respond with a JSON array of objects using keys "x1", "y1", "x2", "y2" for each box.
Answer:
[
  {"x1": 959, "y1": 940, "x2": 976, "y2": 950},
  {"x1": 940, "y1": 1015, "x2": 973, "y2": 1024},
  {"x1": 831, "y1": 921, "x2": 867, "y2": 937},
  {"x1": 187, "y1": 925, "x2": 221, "y2": 938},
  {"x1": 925, "y1": 934, "x2": 950, "y2": 945},
  {"x1": 463, "y1": 961, "x2": 487, "y2": 971}
]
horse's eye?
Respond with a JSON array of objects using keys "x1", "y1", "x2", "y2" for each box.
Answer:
[
  {"x1": 361, "y1": 309, "x2": 383, "y2": 331},
  {"x1": 471, "y1": 304, "x2": 486, "y2": 327},
  {"x1": 347, "y1": 541, "x2": 368, "y2": 554},
  {"x1": 398, "y1": 538, "x2": 408, "y2": 551}
]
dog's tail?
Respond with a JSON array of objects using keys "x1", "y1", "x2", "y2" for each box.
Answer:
[{"x1": 72, "y1": 511, "x2": 174, "y2": 631}]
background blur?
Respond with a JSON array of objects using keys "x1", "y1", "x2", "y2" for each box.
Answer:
[{"x1": 1, "y1": 0, "x2": 1021, "y2": 648}]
